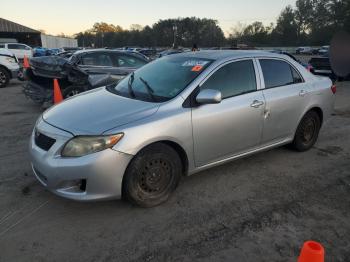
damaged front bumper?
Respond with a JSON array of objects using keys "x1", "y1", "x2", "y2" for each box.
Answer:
[{"x1": 23, "y1": 81, "x2": 53, "y2": 104}]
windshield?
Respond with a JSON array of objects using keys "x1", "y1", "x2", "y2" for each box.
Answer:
[{"x1": 111, "y1": 56, "x2": 213, "y2": 102}]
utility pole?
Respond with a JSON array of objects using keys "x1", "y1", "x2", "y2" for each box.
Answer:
[{"x1": 172, "y1": 24, "x2": 177, "y2": 49}]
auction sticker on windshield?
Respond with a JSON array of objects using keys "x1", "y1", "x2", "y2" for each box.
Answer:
[{"x1": 182, "y1": 60, "x2": 210, "y2": 67}]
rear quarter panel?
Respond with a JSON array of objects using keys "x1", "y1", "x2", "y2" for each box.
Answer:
[
  {"x1": 288, "y1": 58, "x2": 335, "y2": 127},
  {"x1": 299, "y1": 74, "x2": 334, "y2": 128}
]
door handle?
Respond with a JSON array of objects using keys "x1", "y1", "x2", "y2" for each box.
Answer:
[
  {"x1": 250, "y1": 100, "x2": 264, "y2": 108},
  {"x1": 299, "y1": 90, "x2": 308, "y2": 97}
]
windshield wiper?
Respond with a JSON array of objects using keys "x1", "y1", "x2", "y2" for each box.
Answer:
[
  {"x1": 128, "y1": 72, "x2": 136, "y2": 98},
  {"x1": 139, "y1": 77, "x2": 157, "y2": 102}
]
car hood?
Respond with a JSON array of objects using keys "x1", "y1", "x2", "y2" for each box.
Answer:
[{"x1": 43, "y1": 87, "x2": 159, "y2": 135}]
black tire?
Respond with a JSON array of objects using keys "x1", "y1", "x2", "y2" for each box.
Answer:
[
  {"x1": 122, "y1": 143, "x2": 182, "y2": 207},
  {"x1": 0, "y1": 67, "x2": 10, "y2": 88},
  {"x1": 291, "y1": 111, "x2": 321, "y2": 152},
  {"x1": 62, "y1": 85, "x2": 85, "y2": 98}
]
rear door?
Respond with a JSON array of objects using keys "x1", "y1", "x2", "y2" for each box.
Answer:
[
  {"x1": 257, "y1": 58, "x2": 310, "y2": 144},
  {"x1": 191, "y1": 59, "x2": 265, "y2": 167}
]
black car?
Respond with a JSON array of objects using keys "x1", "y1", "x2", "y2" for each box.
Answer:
[
  {"x1": 23, "y1": 49, "x2": 149, "y2": 106},
  {"x1": 69, "y1": 49, "x2": 148, "y2": 76}
]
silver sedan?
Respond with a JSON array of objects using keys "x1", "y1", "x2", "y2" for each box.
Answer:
[{"x1": 29, "y1": 51, "x2": 335, "y2": 207}]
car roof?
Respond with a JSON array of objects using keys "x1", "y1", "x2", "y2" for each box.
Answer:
[
  {"x1": 73, "y1": 49, "x2": 147, "y2": 57},
  {"x1": 74, "y1": 49, "x2": 128, "y2": 55},
  {"x1": 174, "y1": 50, "x2": 288, "y2": 62}
]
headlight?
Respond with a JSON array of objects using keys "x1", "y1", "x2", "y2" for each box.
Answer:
[
  {"x1": 6, "y1": 57, "x2": 17, "y2": 63},
  {"x1": 61, "y1": 134, "x2": 123, "y2": 157}
]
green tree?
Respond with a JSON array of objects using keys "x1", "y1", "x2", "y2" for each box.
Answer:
[{"x1": 273, "y1": 6, "x2": 298, "y2": 45}]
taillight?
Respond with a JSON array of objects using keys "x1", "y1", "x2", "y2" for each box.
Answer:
[
  {"x1": 331, "y1": 85, "x2": 337, "y2": 94},
  {"x1": 306, "y1": 65, "x2": 313, "y2": 72}
]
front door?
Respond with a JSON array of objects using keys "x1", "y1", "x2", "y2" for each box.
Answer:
[{"x1": 191, "y1": 59, "x2": 265, "y2": 167}]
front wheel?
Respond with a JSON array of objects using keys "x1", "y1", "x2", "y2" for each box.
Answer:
[
  {"x1": 0, "y1": 67, "x2": 10, "y2": 88},
  {"x1": 122, "y1": 143, "x2": 182, "y2": 207},
  {"x1": 291, "y1": 111, "x2": 321, "y2": 152}
]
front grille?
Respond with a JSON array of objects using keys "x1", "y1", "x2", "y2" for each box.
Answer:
[{"x1": 35, "y1": 131, "x2": 56, "y2": 151}]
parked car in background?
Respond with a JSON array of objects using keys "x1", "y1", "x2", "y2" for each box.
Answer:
[
  {"x1": 158, "y1": 49, "x2": 185, "y2": 58},
  {"x1": 139, "y1": 48, "x2": 158, "y2": 60},
  {"x1": 62, "y1": 47, "x2": 82, "y2": 52},
  {"x1": 33, "y1": 47, "x2": 62, "y2": 57},
  {"x1": 318, "y1": 46, "x2": 330, "y2": 56},
  {"x1": 23, "y1": 49, "x2": 149, "y2": 106},
  {"x1": 0, "y1": 43, "x2": 33, "y2": 61},
  {"x1": 296, "y1": 47, "x2": 317, "y2": 55},
  {"x1": 70, "y1": 49, "x2": 149, "y2": 76},
  {"x1": 56, "y1": 51, "x2": 75, "y2": 59},
  {"x1": 0, "y1": 48, "x2": 21, "y2": 88},
  {"x1": 29, "y1": 50, "x2": 335, "y2": 207}
]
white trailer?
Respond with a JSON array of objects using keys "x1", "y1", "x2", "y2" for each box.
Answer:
[{"x1": 40, "y1": 34, "x2": 78, "y2": 49}]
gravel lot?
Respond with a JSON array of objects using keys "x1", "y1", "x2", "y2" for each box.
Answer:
[{"x1": 0, "y1": 80, "x2": 349, "y2": 262}]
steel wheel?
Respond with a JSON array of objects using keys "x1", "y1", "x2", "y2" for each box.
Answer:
[
  {"x1": 138, "y1": 158, "x2": 172, "y2": 195},
  {"x1": 291, "y1": 111, "x2": 321, "y2": 152},
  {"x1": 123, "y1": 143, "x2": 182, "y2": 207},
  {"x1": 301, "y1": 117, "x2": 317, "y2": 144},
  {"x1": 0, "y1": 68, "x2": 10, "y2": 88}
]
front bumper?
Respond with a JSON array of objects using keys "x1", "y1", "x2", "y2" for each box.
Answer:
[
  {"x1": 10, "y1": 68, "x2": 20, "y2": 79},
  {"x1": 29, "y1": 118, "x2": 133, "y2": 201},
  {"x1": 23, "y1": 81, "x2": 53, "y2": 104}
]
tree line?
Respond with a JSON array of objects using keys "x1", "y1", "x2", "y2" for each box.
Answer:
[{"x1": 75, "y1": 0, "x2": 350, "y2": 48}]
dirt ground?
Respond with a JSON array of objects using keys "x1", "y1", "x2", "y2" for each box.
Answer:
[{"x1": 0, "y1": 80, "x2": 349, "y2": 262}]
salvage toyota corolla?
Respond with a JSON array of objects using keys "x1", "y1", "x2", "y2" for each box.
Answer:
[{"x1": 29, "y1": 51, "x2": 335, "y2": 207}]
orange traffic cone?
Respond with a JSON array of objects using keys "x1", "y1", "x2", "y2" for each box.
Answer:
[
  {"x1": 53, "y1": 79, "x2": 63, "y2": 104},
  {"x1": 23, "y1": 55, "x2": 30, "y2": 69},
  {"x1": 298, "y1": 241, "x2": 325, "y2": 262}
]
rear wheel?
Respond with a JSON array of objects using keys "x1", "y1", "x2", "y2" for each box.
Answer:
[
  {"x1": 291, "y1": 111, "x2": 321, "y2": 152},
  {"x1": 0, "y1": 67, "x2": 10, "y2": 88},
  {"x1": 122, "y1": 143, "x2": 182, "y2": 207}
]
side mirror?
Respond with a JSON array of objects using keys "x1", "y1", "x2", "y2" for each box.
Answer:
[{"x1": 196, "y1": 89, "x2": 222, "y2": 104}]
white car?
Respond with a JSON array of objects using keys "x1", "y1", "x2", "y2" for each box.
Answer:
[
  {"x1": 296, "y1": 47, "x2": 315, "y2": 55},
  {"x1": 0, "y1": 48, "x2": 21, "y2": 88},
  {"x1": 318, "y1": 46, "x2": 330, "y2": 56},
  {"x1": 0, "y1": 43, "x2": 33, "y2": 60}
]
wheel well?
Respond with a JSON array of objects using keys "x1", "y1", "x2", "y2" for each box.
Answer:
[
  {"x1": 132, "y1": 141, "x2": 189, "y2": 176},
  {"x1": 158, "y1": 141, "x2": 189, "y2": 176},
  {"x1": 308, "y1": 107, "x2": 323, "y2": 126},
  {"x1": 121, "y1": 141, "x2": 189, "y2": 198}
]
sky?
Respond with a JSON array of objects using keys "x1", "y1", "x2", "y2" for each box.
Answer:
[{"x1": 1, "y1": 0, "x2": 296, "y2": 36}]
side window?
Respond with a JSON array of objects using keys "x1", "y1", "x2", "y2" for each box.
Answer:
[
  {"x1": 291, "y1": 67, "x2": 303, "y2": 83},
  {"x1": 0, "y1": 44, "x2": 5, "y2": 48},
  {"x1": 81, "y1": 53, "x2": 113, "y2": 66},
  {"x1": 260, "y1": 59, "x2": 294, "y2": 88},
  {"x1": 114, "y1": 54, "x2": 147, "y2": 68},
  {"x1": 7, "y1": 44, "x2": 20, "y2": 49},
  {"x1": 201, "y1": 60, "x2": 257, "y2": 99}
]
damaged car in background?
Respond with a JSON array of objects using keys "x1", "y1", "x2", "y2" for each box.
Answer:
[{"x1": 23, "y1": 49, "x2": 149, "y2": 107}]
